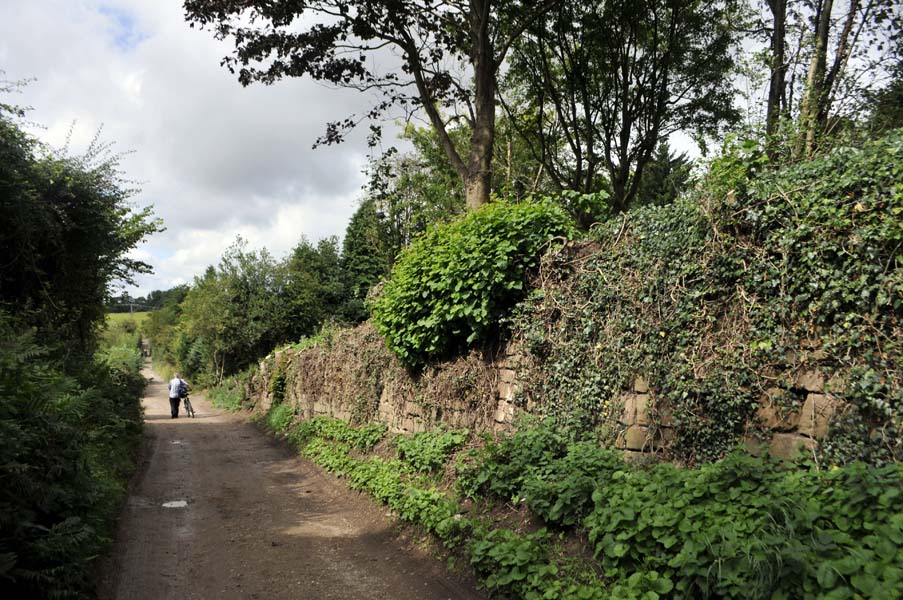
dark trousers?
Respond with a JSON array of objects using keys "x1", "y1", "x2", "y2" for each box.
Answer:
[{"x1": 169, "y1": 397, "x2": 180, "y2": 418}]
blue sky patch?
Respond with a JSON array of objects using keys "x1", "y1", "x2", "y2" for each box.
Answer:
[{"x1": 98, "y1": 4, "x2": 148, "y2": 51}]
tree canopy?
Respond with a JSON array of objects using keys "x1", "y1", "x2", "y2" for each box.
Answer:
[{"x1": 184, "y1": 0, "x2": 562, "y2": 209}]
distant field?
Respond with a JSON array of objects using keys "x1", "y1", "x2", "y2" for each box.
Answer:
[{"x1": 107, "y1": 311, "x2": 150, "y2": 327}]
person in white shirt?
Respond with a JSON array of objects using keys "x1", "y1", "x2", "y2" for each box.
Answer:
[{"x1": 168, "y1": 374, "x2": 186, "y2": 419}]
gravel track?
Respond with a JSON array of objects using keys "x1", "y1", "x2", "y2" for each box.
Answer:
[{"x1": 97, "y1": 367, "x2": 486, "y2": 600}]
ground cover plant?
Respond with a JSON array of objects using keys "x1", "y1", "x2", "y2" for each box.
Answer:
[
  {"x1": 258, "y1": 411, "x2": 903, "y2": 600},
  {"x1": 393, "y1": 428, "x2": 469, "y2": 472}
]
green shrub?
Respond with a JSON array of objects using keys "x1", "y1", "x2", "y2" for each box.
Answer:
[
  {"x1": 371, "y1": 198, "x2": 575, "y2": 365},
  {"x1": 0, "y1": 316, "x2": 143, "y2": 598},
  {"x1": 288, "y1": 416, "x2": 387, "y2": 451},
  {"x1": 265, "y1": 403, "x2": 294, "y2": 432},
  {"x1": 582, "y1": 454, "x2": 903, "y2": 599},
  {"x1": 459, "y1": 419, "x2": 903, "y2": 599},
  {"x1": 457, "y1": 417, "x2": 570, "y2": 501},
  {"x1": 519, "y1": 441, "x2": 625, "y2": 527},
  {"x1": 394, "y1": 428, "x2": 468, "y2": 472}
]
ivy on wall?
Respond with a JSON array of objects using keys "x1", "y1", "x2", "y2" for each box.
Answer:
[{"x1": 513, "y1": 132, "x2": 903, "y2": 464}]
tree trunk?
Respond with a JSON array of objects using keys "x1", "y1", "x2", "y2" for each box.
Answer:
[
  {"x1": 818, "y1": 0, "x2": 863, "y2": 128},
  {"x1": 766, "y1": 0, "x2": 787, "y2": 154},
  {"x1": 466, "y1": 0, "x2": 496, "y2": 210},
  {"x1": 798, "y1": 0, "x2": 834, "y2": 157}
]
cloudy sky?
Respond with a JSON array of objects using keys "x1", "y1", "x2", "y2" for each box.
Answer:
[{"x1": 1, "y1": 0, "x2": 383, "y2": 297}]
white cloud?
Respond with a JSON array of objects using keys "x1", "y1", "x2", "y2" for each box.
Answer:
[{"x1": 1, "y1": 0, "x2": 381, "y2": 296}]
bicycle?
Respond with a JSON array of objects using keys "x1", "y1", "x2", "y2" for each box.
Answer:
[{"x1": 182, "y1": 394, "x2": 196, "y2": 418}]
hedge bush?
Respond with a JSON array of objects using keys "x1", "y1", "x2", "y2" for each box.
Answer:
[
  {"x1": 371, "y1": 198, "x2": 574, "y2": 366},
  {"x1": 0, "y1": 317, "x2": 144, "y2": 599}
]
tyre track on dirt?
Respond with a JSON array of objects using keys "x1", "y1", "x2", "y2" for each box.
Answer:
[{"x1": 98, "y1": 368, "x2": 485, "y2": 600}]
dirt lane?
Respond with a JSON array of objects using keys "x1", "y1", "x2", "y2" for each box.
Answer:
[{"x1": 98, "y1": 368, "x2": 485, "y2": 600}]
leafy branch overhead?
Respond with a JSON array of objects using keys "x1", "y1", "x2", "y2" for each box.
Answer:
[{"x1": 184, "y1": 0, "x2": 562, "y2": 209}]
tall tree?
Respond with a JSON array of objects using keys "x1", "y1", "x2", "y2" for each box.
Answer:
[
  {"x1": 502, "y1": 0, "x2": 740, "y2": 212},
  {"x1": 366, "y1": 124, "x2": 467, "y2": 259},
  {"x1": 283, "y1": 236, "x2": 346, "y2": 335},
  {"x1": 340, "y1": 199, "x2": 389, "y2": 322},
  {"x1": 765, "y1": 0, "x2": 788, "y2": 152},
  {"x1": 184, "y1": 0, "x2": 561, "y2": 210},
  {"x1": 179, "y1": 238, "x2": 290, "y2": 380},
  {"x1": 0, "y1": 106, "x2": 160, "y2": 364},
  {"x1": 758, "y1": 0, "x2": 903, "y2": 156}
]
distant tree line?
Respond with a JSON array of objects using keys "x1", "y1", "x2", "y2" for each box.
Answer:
[
  {"x1": 106, "y1": 286, "x2": 190, "y2": 313},
  {"x1": 146, "y1": 224, "x2": 392, "y2": 384}
]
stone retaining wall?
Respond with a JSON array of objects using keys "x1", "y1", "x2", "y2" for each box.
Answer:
[{"x1": 249, "y1": 324, "x2": 845, "y2": 461}]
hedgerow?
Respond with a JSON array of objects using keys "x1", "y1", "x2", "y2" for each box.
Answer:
[
  {"x1": 371, "y1": 198, "x2": 575, "y2": 366},
  {"x1": 0, "y1": 316, "x2": 145, "y2": 599}
]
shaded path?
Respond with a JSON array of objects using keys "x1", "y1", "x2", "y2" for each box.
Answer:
[{"x1": 98, "y1": 367, "x2": 485, "y2": 600}]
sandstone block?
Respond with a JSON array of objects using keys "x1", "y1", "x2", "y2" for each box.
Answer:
[
  {"x1": 742, "y1": 435, "x2": 767, "y2": 456},
  {"x1": 798, "y1": 393, "x2": 843, "y2": 438},
  {"x1": 769, "y1": 433, "x2": 817, "y2": 460},
  {"x1": 635, "y1": 394, "x2": 650, "y2": 426},
  {"x1": 377, "y1": 403, "x2": 394, "y2": 421},
  {"x1": 634, "y1": 376, "x2": 650, "y2": 393},
  {"x1": 497, "y1": 381, "x2": 517, "y2": 401},
  {"x1": 622, "y1": 425, "x2": 649, "y2": 451},
  {"x1": 498, "y1": 368, "x2": 517, "y2": 384},
  {"x1": 794, "y1": 370, "x2": 825, "y2": 393},
  {"x1": 493, "y1": 400, "x2": 516, "y2": 424},
  {"x1": 619, "y1": 393, "x2": 650, "y2": 426},
  {"x1": 619, "y1": 394, "x2": 636, "y2": 425},
  {"x1": 756, "y1": 388, "x2": 800, "y2": 431}
]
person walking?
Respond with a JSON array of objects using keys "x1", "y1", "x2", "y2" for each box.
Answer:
[{"x1": 168, "y1": 373, "x2": 187, "y2": 419}]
